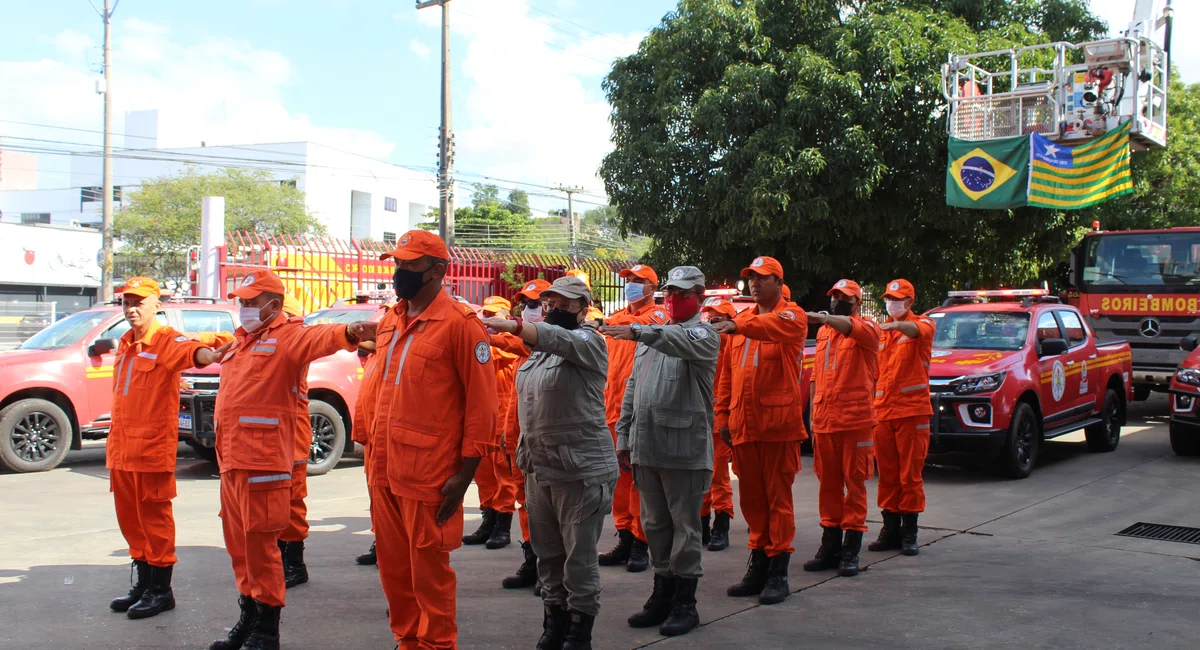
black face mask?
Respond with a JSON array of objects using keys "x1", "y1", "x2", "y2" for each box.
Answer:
[
  {"x1": 545, "y1": 307, "x2": 581, "y2": 330},
  {"x1": 830, "y1": 299, "x2": 855, "y2": 316},
  {"x1": 393, "y1": 266, "x2": 432, "y2": 300}
]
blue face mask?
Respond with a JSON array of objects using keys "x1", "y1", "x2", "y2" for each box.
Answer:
[{"x1": 624, "y1": 282, "x2": 646, "y2": 303}]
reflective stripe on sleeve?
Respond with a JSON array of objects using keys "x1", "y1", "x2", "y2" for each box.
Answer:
[
  {"x1": 137, "y1": 352, "x2": 158, "y2": 360},
  {"x1": 916, "y1": 424, "x2": 931, "y2": 430},
  {"x1": 298, "y1": 393, "x2": 307, "y2": 400},
  {"x1": 248, "y1": 473, "x2": 293, "y2": 484},
  {"x1": 752, "y1": 348, "x2": 759, "y2": 367},
  {"x1": 899, "y1": 383, "x2": 928, "y2": 393},
  {"x1": 740, "y1": 342, "x2": 751, "y2": 368},
  {"x1": 253, "y1": 346, "x2": 276, "y2": 353},
  {"x1": 294, "y1": 459, "x2": 307, "y2": 465},
  {"x1": 875, "y1": 391, "x2": 883, "y2": 397},
  {"x1": 238, "y1": 416, "x2": 280, "y2": 425},
  {"x1": 856, "y1": 440, "x2": 874, "y2": 447}
]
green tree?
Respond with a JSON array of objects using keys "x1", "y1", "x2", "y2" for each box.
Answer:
[
  {"x1": 506, "y1": 189, "x2": 532, "y2": 217},
  {"x1": 471, "y1": 184, "x2": 502, "y2": 209},
  {"x1": 114, "y1": 167, "x2": 324, "y2": 288}
]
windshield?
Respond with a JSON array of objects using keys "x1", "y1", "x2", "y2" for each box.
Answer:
[
  {"x1": 1082, "y1": 232, "x2": 1200, "y2": 288},
  {"x1": 18, "y1": 311, "x2": 114, "y2": 350},
  {"x1": 305, "y1": 308, "x2": 370, "y2": 325},
  {"x1": 931, "y1": 311, "x2": 1030, "y2": 351}
]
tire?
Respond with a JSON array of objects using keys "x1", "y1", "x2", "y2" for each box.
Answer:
[
  {"x1": 306, "y1": 400, "x2": 346, "y2": 476},
  {"x1": 0, "y1": 398, "x2": 73, "y2": 473},
  {"x1": 1085, "y1": 389, "x2": 1122, "y2": 453},
  {"x1": 1133, "y1": 386, "x2": 1151, "y2": 402},
  {"x1": 1170, "y1": 421, "x2": 1200, "y2": 457},
  {"x1": 185, "y1": 440, "x2": 219, "y2": 468},
  {"x1": 996, "y1": 402, "x2": 1040, "y2": 479}
]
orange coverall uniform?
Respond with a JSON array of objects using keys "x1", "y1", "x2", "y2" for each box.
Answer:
[
  {"x1": 874, "y1": 312, "x2": 935, "y2": 514},
  {"x1": 474, "y1": 342, "x2": 521, "y2": 515},
  {"x1": 811, "y1": 317, "x2": 881, "y2": 533},
  {"x1": 714, "y1": 299, "x2": 808, "y2": 556},
  {"x1": 604, "y1": 301, "x2": 667, "y2": 542},
  {"x1": 214, "y1": 317, "x2": 355, "y2": 608},
  {"x1": 486, "y1": 331, "x2": 531, "y2": 538},
  {"x1": 367, "y1": 291, "x2": 498, "y2": 649},
  {"x1": 108, "y1": 320, "x2": 208, "y2": 568},
  {"x1": 701, "y1": 334, "x2": 734, "y2": 519}
]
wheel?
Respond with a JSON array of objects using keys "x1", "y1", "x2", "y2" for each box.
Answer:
[
  {"x1": 185, "y1": 440, "x2": 219, "y2": 468},
  {"x1": 996, "y1": 402, "x2": 1040, "y2": 479},
  {"x1": 306, "y1": 400, "x2": 346, "y2": 476},
  {"x1": 0, "y1": 398, "x2": 73, "y2": 473},
  {"x1": 1170, "y1": 421, "x2": 1200, "y2": 456},
  {"x1": 1085, "y1": 389, "x2": 1122, "y2": 453},
  {"x1": 1133, "y1": 386, "x2": 1151, "y2": 402}
]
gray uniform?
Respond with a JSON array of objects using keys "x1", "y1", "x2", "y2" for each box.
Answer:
[
  {"x1": 615, "y1": 313, "x2": 719, "y2": 579},
  {"x1": 515, "y1": 321, "x2": 617, "y2": 617}
]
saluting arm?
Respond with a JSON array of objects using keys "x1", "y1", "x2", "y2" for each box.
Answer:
[
  {"x1": 882, "y1": 320, "x2": 920, "y2": 337},
  {"x1": 713, "y1": 336, "x2": 734, "y2": 432},
  {"x1": 735, "y1": 310, "x2": 809, "y2": 343},
  {"x1": 637, "y1": 322, "x2": 721, "y2": 363},
  {"x1": 530, "y1": 323, "x2": 608, "y2": 375}
]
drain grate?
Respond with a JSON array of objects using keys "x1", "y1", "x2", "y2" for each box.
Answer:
[{"x1": 1115, "y1": 522, "x2": 1200, "y2": 546}]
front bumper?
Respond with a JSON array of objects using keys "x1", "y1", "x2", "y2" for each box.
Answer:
[
  {"x1": 179, "y1": 392, "x2": 217, "y2": 448},
  {"x1": 1131, "y1": 366, "x2": 1175, "y2": 390},
  {"x1": 929, "y1": 392, "x2": 1007, "y2": 453},
  {"x1": 1168, "y1": 387, "x2": 1200, "y2": 430}
]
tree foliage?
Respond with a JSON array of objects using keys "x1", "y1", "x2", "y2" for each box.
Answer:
[{"x1": 600, "y1": 0, "x2": 1194, "y2": 307}]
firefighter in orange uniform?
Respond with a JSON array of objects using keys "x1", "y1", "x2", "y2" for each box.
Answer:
[
  {"x1": 462, "y1": 296, "x2": 521, "y2": 549},
  {"x1": 497, "y1": 279, "x2": 550, "y2": 593},
  {"x1": 712, "y1": 257, "x2": 807, "y2": 605},
  {"x1": 599, "y1": 264, "x2": 665, "y2": 572},
  {"x1": 106, "y1": 277, "x2": 218, "y2": 620},
  {"x1": 277, "y1": 294, "x2": 314, "y2": 588},
  {"x1": 699, "y1": 298, "x2": 738, "y2": 552},
  {"x1": 352, "y1": 302, "x2": 392, "y2": 567},
  {"x1": 208, "y1": 270, "x2": 373, "y2": 650},
  {"x1": 803, "y1": 279, "x2": 881, "y2": 578},
  {"x1": 869, "y1": 279, "x2": 934, "y2": 556},
  {"x1": 367, "y1": 230, "x2": 498, "y2": 650}
]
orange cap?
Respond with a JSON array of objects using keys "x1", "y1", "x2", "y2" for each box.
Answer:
[
  {"x1": 120, "y1": 276, "x2": 161, "y2": 298},
  {"x1": 379, "y1": 229, "x2": 450, "y2": 262},
  {"x1": 516, "y1": 279, "x2": 551, "y2": 302},
  {"x1": 619, "y1": 264, "x2": 658, "y2": 285},
  {"x1": 782, "y1": 284, "x2": 792, "y2": 300},
  {"x1": 586, "y1": 306, "x2": 605, "y2": 321},
  {"x1": 282, "y1": 293, "x2": 305, "y2": 317},
  {"x1": 228, "y1": 270, "x2": 287, "y2": 301},
  {"x1": 827, "y1": 279, "x2": 862, "y2": 300},
  {"x1": 482, "y1": 296, "x2": 512, "y2": 314},
  {"x1": 882, "y1": 279, "x2": 915, "y2": 300},
  {"x1": 740, "y1": 256, "x2": 785, "y2": 279},
  {"x1": 566, "y1": 268, "x2": 592, "y2": 289},
  {"x1": 701, "y1": 297, "x2": 737, "y2": 318}
]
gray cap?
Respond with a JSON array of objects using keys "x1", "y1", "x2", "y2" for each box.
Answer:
[
  {"x1": 543, "y1": 275, "x2": 593, "y2": 302},
  {"x1": 662, "y1": 265, "x2": 706, "y2": 291}
]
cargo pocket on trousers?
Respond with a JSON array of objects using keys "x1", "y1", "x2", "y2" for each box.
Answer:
[
  {"x1": 564, "y1": 478, "x2": 613, "y2": 525},
  {"x1": 247, "y1": 477, "x2": 291, "y2": 533},
  {"x1": 415, "y1": 503, "x2": 464, "y2": 552},
  {"x1": 853, "y1": 440, "x2": 876, "y2": 482},
  {"x1": 142, "y1": 473, "x2": 178, "y2": 503}
]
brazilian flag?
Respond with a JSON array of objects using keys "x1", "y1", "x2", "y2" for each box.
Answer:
[{"x1": 946, "y1": 134, "x2": 1030, "y2": 209}]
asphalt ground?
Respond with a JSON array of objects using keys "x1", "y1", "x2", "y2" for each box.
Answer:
[{"x1": 1, "y1": 395, "x2": 1197, "y2": 650}]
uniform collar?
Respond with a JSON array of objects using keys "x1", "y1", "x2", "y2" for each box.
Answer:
[
  {"x1": 628, "y1": 300, "x2": 658, "y2": 317},
  {"x1": 885, "y1": 310, "x2": 919, "y2": 324},
  {"x1": 121, "y1": 317, "x2": 163, "y2": 347},
  {"x1": 394, "y1": 288, "x2": 453, "y2": 325}
]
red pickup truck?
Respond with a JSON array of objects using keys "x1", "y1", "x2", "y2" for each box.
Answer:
[
  {"x1": 1167, "y1": 336, "x2": 1200, "y2": 457},
  {"x1": 926, "y1": 290, "x2": 1133, "y2": 478}
]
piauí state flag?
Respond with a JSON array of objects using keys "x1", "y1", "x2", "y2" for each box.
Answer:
[
  {"x1": 946, "y1": 134, "x2": 1030, "y2": 209},
  {"x1": 1027, "y1": 120, "x2": 1133, "y2": 209}
]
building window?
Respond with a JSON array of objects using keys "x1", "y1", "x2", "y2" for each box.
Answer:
[
  {"x1": 21, "y1": 213, "x2": 51, "y2": 225},
  {"x1": 384, "y1": 197, "x2": 398, "y2": 212},
  {"x1": 383, "y1": 232, "x2": 397, "y2": 246},
  {"x1": 81, "y1": 186, "x2": 122, "y2": 203}
]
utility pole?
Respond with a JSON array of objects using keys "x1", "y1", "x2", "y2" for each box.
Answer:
[
  {"x1": 417, "y1": 0, "x2": 455, "y2": 245},
  {"x1": 95, "y1": 0, "x2": 119, "y2": 301},
  {"x1": 553, "y1": 185, "x2": 584, "y2": 250}
]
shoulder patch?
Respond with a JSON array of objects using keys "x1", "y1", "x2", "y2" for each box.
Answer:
[
  {"x1": 779, "y1": 310, "x2": 797, "y2": 321},
  {"x1": 474, "y1": 341, "x2": 491, "y2": 364},
  {"x1": 687, "y1": 326, "x2": 710, "y2": 340},
  {"x1": 653, "y1": 310, "x2": 666, "y2": 321},
  {"x1": 573, "y1": 330, "x2": 591, "y2": 341},
  {"x1": 174, "y1": 335, "x2": 189, "y2": 343}
]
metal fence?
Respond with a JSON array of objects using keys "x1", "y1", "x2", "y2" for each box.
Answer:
[{"x1": 0, "y1": 302, "x2": 55, "y2": 351}]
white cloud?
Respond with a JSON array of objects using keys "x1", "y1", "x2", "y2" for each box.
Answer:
[
  {"x1": 410, "y1": 39, "x2": 432, "y2": 60},
  {"x1": 1089, "y1": 0, "x2": 1196, "y2": 83}
]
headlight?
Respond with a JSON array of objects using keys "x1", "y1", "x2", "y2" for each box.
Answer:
[
  {"x1": 953, "y1": 371, "x2": 1006, "y2": 395},
  {"x1": 1175, "y1": 368, "x2": 1200, "y2": 387}
]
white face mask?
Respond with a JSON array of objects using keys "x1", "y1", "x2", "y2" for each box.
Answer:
[
  {"x1": 523, "y1": 304, "x2": 543, "y2": 323},
  {"x1": 240, "y1": 306, "x2": 264, "y2": 332},
  {"x1": 885, "y1": 299, "x2": 909, "y2": 320}
]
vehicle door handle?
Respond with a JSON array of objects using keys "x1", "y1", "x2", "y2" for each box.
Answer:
[
  {"x1": 1067, "y1": 361, "x2": 1075, "y2": 365},
  {"x1": 1088, "y1": 355, "x2": 1097, "y2": 359}
]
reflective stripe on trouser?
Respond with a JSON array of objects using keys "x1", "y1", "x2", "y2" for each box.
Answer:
[
  {"x1": 110, "y1": 469, "x2": 178, "y2": 567},
  {"x1": 733, "y1": 440, "x2": 802, "y2": 556},
  {"x1": 220, "y1": 469, "x2": 290, "y2": 607},
  {"x1": 702, "y1": 435, "x2": 734, "y2": 518},
  {"x1": 874, "y1": 416, "x2": 930, "y2": 514},
  {"x1": 281, "y1": 461, "x2": 309, "y2": 542},
  {"x1": 371, "y1": 485, "x2": 463, "y2": 650},
  {"x1": 814, "y1": 429, "x2": 875, "y2": 533},
  {"x1": 525, "y1": 472, "x2": 615, "y2": 617},
  {"x1": 634, "y1": 465, "x2": 711, "y2": 579},
  {"x1": 514, "y1": 466, "x2": 530, "y2": 542},
  {"x1": 609, "y1": 423, "x2": 646, "y2": 542},
  {"x1": 475, "y1": 450, "x2": 518, "y2": 514}
]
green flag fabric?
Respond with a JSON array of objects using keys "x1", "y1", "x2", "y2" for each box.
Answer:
[
  {"x1": 1026, "y1": 120, "x2": 1133, "y2": 209},
  {"x1": 946, "y1": 134, "x2": 1030, "y2": 209}
]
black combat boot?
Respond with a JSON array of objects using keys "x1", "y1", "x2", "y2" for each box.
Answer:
[
  {"x1": 659, "y1": 577, "x2": 699, "y2": 637},
  {"x1": 802, "y1": 526, "x2": 844, "y2": 572},
  {"x1": 241, "y1": 600, "x2": 281, "y2": 650},
  {"x1": 708, "y1": 512, "x2": 731, "y2": 551},
  {"x1": 209, "y1": 594, "x2": 257, "y2": 650},
  {"x1": 701, "y1": 515, "x2": 712, "y2": 546},
  {"x1": 278, "y1": 540, "x2": 308, "y2": 588},
  {"x1": 561, "y1": 610, "x2": 595, "y2": 650},
  {"x1": 127, "y1": 564, "x2": 176, "y2": 619},
  {"x1": 726, "y1": 549, "x2": 769, "y2": 597},
  {"x1": 900, "y1": 513, "x2": 920, "y2": 556},
  {"x1": 839, "y1": 530, "x2": 864, "y2": 577},
  {"x1": 626, "y1": 537, "x2": 649, "y2": 573},
  {"x1": 758, "y1": 553, "x2": 791, "y2": 605},
  {"x1": 110, "y1": 559, "x2": 150, "y2": 613},
  {"x1": 627, "y1": 573, "x2": 676, "y2": 628},
  {"x1": 462, "y1": 508, "x2": 497, "y2": 545},
  {"x1": 535, "y1": 604, "x2": 570, "y2": 650},
  {"x1": 502, "y1": 541, "x2": 538, "y2": 589},
  {"x1": 868, "y1": 511, "x2": 902, "y2": 552},
  {"x1": 355, "y1": 540, "x2": 377, "y2": 565},
  {"x1": 485, "y1": 512, "x2": 513, "y2": 549},
  {"x1": 598, "y1": 530, "x2": 634, "y2": 566}
]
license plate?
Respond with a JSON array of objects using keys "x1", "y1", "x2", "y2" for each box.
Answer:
[{"x1": 179, "y1": 415, "x2": 192, "y2": 430}]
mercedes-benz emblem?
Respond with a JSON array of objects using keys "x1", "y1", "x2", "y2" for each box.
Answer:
[{"x1": 1139, "y1": 317, "x2": 1161, "y2": 338}]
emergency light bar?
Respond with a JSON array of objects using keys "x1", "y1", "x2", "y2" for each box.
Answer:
[{"x1": 946, "y1": 289, "x2": 1049, "y2": 298}]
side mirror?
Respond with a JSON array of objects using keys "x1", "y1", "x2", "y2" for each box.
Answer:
[
  {"x1": 1181, "y1": 335, "x2": 1199, "y2": 353},
  {"x1": 1040, "y1": 338, "x2": 1068, "y2": 358},
  {"x1": 88, "y1": 338, "x2": 117, "y2": 357}
]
